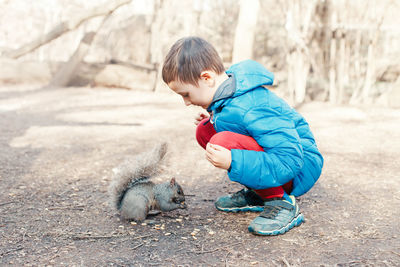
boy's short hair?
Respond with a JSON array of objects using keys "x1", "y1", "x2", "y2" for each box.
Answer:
[{"x1": 162, "y1": 36, "x2": 225, "y2": 86}]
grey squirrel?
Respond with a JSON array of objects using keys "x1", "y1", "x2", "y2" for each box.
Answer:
[{"x1": 108, "y1": 142, "x2": 186, "y2": 221}]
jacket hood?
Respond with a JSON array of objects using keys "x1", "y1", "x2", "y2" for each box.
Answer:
[
  {"x1": 228, "y1": 59, "x2": 274, "y2": 94},
  {"x1": 207, "y1": 60, "x2": 274, "y2": 112}
]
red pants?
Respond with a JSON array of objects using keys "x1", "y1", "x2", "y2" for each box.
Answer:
[{"x1": 196, "y1": 118, "x2": 292, "y2": 199}]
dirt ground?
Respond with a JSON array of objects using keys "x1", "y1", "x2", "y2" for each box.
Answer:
[{"x1": 0, "y1": 84, "x2": 399, "y2": 266}]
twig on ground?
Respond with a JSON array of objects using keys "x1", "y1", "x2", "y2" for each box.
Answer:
[
  {"x1": 72, "y1": 233, "x2": 152, "y2": 240},
  {"x1": 0, "y1": 246, "x2": 23, "y2": 257},
  {"x1": 72, "y1": 234, "x2": 121, "y2": 240},
  {"x1": 202, "y1": 199, "x2": 215, "y2": 202},
  {"x1": 0, "y1": 201, "x2": 16, "y2": 207},
  {"x1": 47, "y1": 205, "x2": 85, "y2": 211},
  {"x1": 389, "y1": 250, "x2": 400, "y2": 257},
  {"x1": 192, "y1": 241, "x2": 242, "y2": 254},
  {"x1": 132, "y1": 243, "x2": 143, "y2": 250},
  {"x1": 161, "y1": 214, "x2": 187, "y2": 219},
  {"x1": 131, "y1": 234, "x2": 153, "y2": 240},
  {"x1": 225, "y1": 250, "x2": 231, "y2": 267},
  {"x1": 282, "y1": 257, "x2": 291, "y2": 267}
]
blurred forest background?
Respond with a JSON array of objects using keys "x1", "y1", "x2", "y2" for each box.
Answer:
[{"x1": 1, "y1": 0, "x2": 399, "y2": 107}]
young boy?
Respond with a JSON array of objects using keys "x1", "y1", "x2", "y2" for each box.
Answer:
[{"x1": 162, "y1": 36, "x2": 323, "y2": 236}]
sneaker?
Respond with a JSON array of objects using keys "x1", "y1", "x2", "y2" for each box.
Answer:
[
  {"x1": 247, "y1": 195, "x2": 304, "y2": 236},
  {"x1": 215, "y1": 188, "x2": 265, "y2": 212}
]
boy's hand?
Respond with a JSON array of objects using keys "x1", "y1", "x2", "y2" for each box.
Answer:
[
  {"x1": 194, "y1": 112, "x2": 210, "y2": 125},
  {"x1": 205, "y1": 143, "x2": 231, "y2": 170}
]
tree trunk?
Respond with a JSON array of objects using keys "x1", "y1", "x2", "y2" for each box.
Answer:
[
  {"x1": 48, "y1": 32, "x2": 97, "y2": 87},
  {"x1": 232, "y1": 0, "x2": 260, "y2": 63},
  {"x1": 349, "y1": 30, "x2": 363, "y2": 104},
  {"x1": 284, "y1": 0, "x2": 317, "y2": 105},
  {"x1": 328, "y1": 10, "x2": 337, "y2": 104},
  {"x1": 361, "y1": 35, "x2": 375, "y2": 104},
  {"x1": 337, "y1": 29, "x2": 346, "y2": 103},
  {"x1": 149, "y1": 0, "x2": 170, "y2": 92},
  {"x1": 329, "y1": 33, "x2": 337, "y2": 104}
]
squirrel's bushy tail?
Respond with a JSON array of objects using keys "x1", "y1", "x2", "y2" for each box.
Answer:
[{"x1": 108, "y1": 142, "x2": 168, "y2": 210}]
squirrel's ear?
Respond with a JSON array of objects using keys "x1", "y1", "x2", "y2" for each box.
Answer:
[{"x1": 170, "y1": 178, "x2": 176, "y2": 187}]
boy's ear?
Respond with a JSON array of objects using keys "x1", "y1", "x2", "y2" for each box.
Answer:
[{"x1": 200, "y1": 71, "x2": 215, "y2": 86}]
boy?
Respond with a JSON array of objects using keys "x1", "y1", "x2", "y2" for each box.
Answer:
[{"x1": 162, "y1": 37, "x2": 323, "y2": 236}]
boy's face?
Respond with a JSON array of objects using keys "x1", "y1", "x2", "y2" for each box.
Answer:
[{"x1": 168, "y1": 76, "x2": 215, "y2": 109}]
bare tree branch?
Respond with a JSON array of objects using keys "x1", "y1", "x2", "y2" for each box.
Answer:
[
  {"x1": 47, "y1": 0, "x2": 132, "y2": 88},
  {"x1": 2, "y1": 0, "x2": 131, "y2": 59}
]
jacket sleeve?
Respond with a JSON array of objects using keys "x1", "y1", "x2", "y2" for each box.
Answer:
[{"x1": 227, "y1": 106, "x2": 304, "y2": 189}]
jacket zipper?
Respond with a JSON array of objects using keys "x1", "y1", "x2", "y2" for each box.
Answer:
[{"x1": 212, "y1": 116, "x2": 217, "y2": 130}]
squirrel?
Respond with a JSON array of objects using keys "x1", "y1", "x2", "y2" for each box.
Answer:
[{"x1": 108, "y1": 142, "x2": 186, "y2": 221}]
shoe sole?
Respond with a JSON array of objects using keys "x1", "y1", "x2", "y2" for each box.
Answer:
[
  {"x1": 248, "y1": 213, "x2": 305, "y2": 236},
  {"x1": 215, "y1": 205, "x2": 264, "y2": 212}
]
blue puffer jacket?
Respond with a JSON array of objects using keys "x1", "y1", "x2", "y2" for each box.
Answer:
[{"x1": 207, "y1": 60, "x2": 323, "y2": 196}]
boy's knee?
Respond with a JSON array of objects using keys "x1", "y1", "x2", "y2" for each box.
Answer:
[
  {"x1": 209, "y1": 131, "x2": 231, "y2": 147},
  {"x1": 210, "y1": 131, "x2": 263, "y2": 151},
  {"x1": 196, "y1": 118, "x2": 216, "y2": 150}
]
